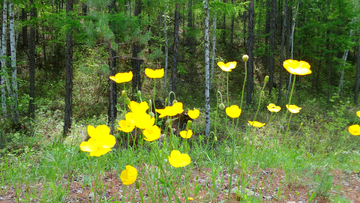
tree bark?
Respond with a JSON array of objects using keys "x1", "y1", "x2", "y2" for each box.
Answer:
[
  {"x1": 186, "y1": 0, "x2": 193, "y2": 51},
  {"x1": 29, "y1": 0, "x2": 36, "y2": 119},
  {"x1": 355, "y1": 27, "x2": 360, "y2": 104},
  {"x1": 132, "y1": 0, "x2": 142, "y2": 98},
  {"x1": 204, "y1": 0, "x2": 210, "y2": 136},
  {"x1": 1, "y1": 0, "x2": 8, "y2": 119},
  {"x1": 269, "y1": 0, "x2": 276, "y2": 95},
  {"x1": 278, "y1": 0, "x2": 287, "y2": 103},
  {"x1": 229, "y1": 0, "x2": 235, "y2": 56},
  {"x1": 22, "y1": 8, "x2": 28, "y2": 48},
  {"x1": 246, "y1": 0, "x2": 254, "y2": 104},
  {"x1": 210, "y1": 9, "x2": 217, "y2": 89},
  {"x1": 9, "y1": 2, "x2": 19, "y2": 123},
  {"x1": 170, "y1": 3, "x2": 180, "y2": 103},
  {"x1": 63, "y1": 0, "x2": 73, "y2": 137},
  {"x1": 163, "y1": 9, "x2": 168, "y2": 94}
]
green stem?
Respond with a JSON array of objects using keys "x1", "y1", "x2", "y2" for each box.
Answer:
[
  {"x1": 253, "y1": 82, "x2": 267, "y2": 122},
  {"x1": 240, "y1": 61, "x2": 247, "y2": 109},
  {"x1": 227, "y1": 72, "x2": 229, "y2": 106},
  {"x1": 281, "y1": 74, "x2": 297, "y2": 132}
]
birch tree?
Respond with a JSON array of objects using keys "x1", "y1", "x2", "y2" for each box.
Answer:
[
  {"x1": 9, "y1": 1, "x2": 19, "y2": 123},
  {"x1": 170, "y1": 3, "x2": 180, "y2": 103},
  {"x1": 163, "y1": 9, "x2": 168, "y2": 94},
  {"x1": 204, "y1": 0, "x2": 210, "y2": 136},
  {"x1": 1, "y1": 0, "x2": 8, "y2": 119},
  {"x1": 355, "y1": 27, "x2": 360, "y2": 104},
  {"x1": 210, "y1": 9, "x2": 217, "y2": 89},
  {"x1": 29, "y1": 0, "x2": 36, "y2": 119},
  {"x1": 246, "y1": 0, "x2": 254, "y2": 104}
]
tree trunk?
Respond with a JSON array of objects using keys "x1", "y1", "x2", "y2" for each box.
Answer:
[
  {"x1": 355, "y1": 27, "x2": 360, "y2": 104},
  {"x1": 246, "y1": 0, "x2": 254, "y2": 104},
  {"x1": 204, "y1": 0, "x2": 210, "y2": 136},
  {"x1": 210, "y1": 9, "x2": 217, "y2": 89},
  {"x1": 229, "y1": 0, "x2": 235, "y2": 56},
  {"x1": 29, "y1": 0, "x2": 36, "y2": 119},
  {"x1": 63, "y1": 0, "x2": 73, "y2": 137},
  {"x1": 278, "y1": 0, "x2": 287, "y2": 103},
  {"x1": 243, "y1": 0, "x2": 247, "y2": 49},
  {"x1": 222, "y1": 0, "x2": 227, "y2": 45},
  {"x1": 170, "y1": 3, "x2": 180, "y2": 103},
  {"x1": 9, "y1": 2, "x2": 19, "y2": 123},
  {"x1": 132, "y1": 0, "x2": 142, "y2": 98},
  {"x1": 1, "y1": 0, "x2": 8, "y2": 119},
  {"x1": 163, "y1": 9, "x2": 168, "y2": 94},
  {"x1": 269, "y1": 0, "x2": 276, "y2": 95},
  {"x1": 186, "y1": 0, "x2": 193, "y2": 51}
]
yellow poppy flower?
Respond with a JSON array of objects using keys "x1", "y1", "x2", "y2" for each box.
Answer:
[
  {"x1": 188, "y1": 197, "x2": 194, "y2": 201},
  {"x1": 126, "y1": 112, "x2": 155, "y2": 130},
  {"x1": 286, "y1": 104, "x2": 302, "y2": 114},
  {"x1": 217, "y1": 61, "x2": 237, "y2": 72},
  {"x1": 348, "y1": 124, "x2": 360, "y2": 136},
  {"x1": 180, "y1": 130, "x2": 193, "y2": 139},
  {"x1": 155, "y1": 102, "x2": 184, "y2": 118},
  {"x1": 225, "y1": 105, "x2": 241, "y2": 118},
  {"x1": 145, "y1": 68, "x2": 164, "y2": 79},
  {"x1": 128, "y1": 101, "x2": 149, "y2": 114},
  {"x1": 117, "y1": 119, "x2": 135, "y2": 133},
  {"x1": 168, "y1": 150, "x2": 191, "y2": 168},
  {"x1": 283, "y1": 59, "x2": 311, "y2": 75},
  {"x1": 267, "y1": 103, "x2": 281, "y2": 113},
  {"x1": 80, "y1": 125, "x2": 116, "y2": 157},
  {"x1": 109, "y1": 71, "x2": 133, "y2": 83},
  {"x1": 120, "y1": 165, "x2": 137, "y2": 185},
  {"x1": 143, "y1": 125, "x2": 161, "y2": 142},
  {"x1": 188, "y1": 109, "x2": 200, "y2": 119},
  {"x1": 356, "y1": 111, "x2": 360, "y2": 118},
  {"x1": 248, "y1": 121, "x2": 266, "y2": 128}
]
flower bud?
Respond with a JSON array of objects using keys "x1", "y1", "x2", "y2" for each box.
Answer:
[
  {"x1": 219, "y1": 103, "x2": 225, "y2": 110},
  {"x1": 264, "y1": 75, "x2": 269, "y2": 83},
  {"x1": 300, "y1": 123, "x2": 303, "y2": 127},
  {"x1": 135, "y1": 181, "x2": 140, "y2": 189},
  {"x1": 149, "y1": 112, "x2": 155, "y2": 118},
  {"x1": 172, "y1": 100, "x2": 178, "y2": 104},
  {"x1": 125, "y1": 98, "x2": 131, "y2": 105},
  {"x1": 186, "y1": 120, "x2": 192, "y2": 130},
  {"x1": 137, "y1": 90, "x2": 141, "y2": 97},
  {"x1": 122, "y1": 90, "x2": 127, "y2": 98},
  {"x1": 242, "y1": 55, "x2": 249, "y2": 62},
  {"x1": 214, "y1": 136, "x2": 218, "y2": 141}
]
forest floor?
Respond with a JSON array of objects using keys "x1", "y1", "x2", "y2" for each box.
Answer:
[{"x1": 1, "y1": 166, "x2": 359, "y2": 202}]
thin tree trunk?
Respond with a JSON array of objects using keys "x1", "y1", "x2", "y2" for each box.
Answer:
[
  {"x1": 163, "y1": 9, "x2": 168, "y2": 94},
  {"x1": 229, "y1": 0, "x2": 235, "y2": 56},
  {"x1": 222, "y1": 0, "x2": 227, "y2": 45},
  {"x1": 22, "y1": 8, "x2": 27, "y2": 48},
  {"x1": 132, "y1": 0, "x2": 142, "y2": 98},
  {"x1": 9, "y1": 2, "x2": 19, "y2": 123},
  {"x1": 186, "y1": 0, "x2": 193, "y2": 50},
  {"x1": 285, "y1": 2, "x2": 299, "y2": 101},
  {"x1": 204, "y1": 0, "x2": 210, "y2": 136},
  {"x1": 355, "y1": 27, "x2": 360, "y2": 104},
  {"x1": 1, "y1": 0, "x2": 8, "y2": 119},
  {"x1": 63, "y1": 0, "x2": 73, "y2": 137},
  {"x1": 278, "y1": 0, "x2": 287, "y2": 103},
  {"x1": 246, "y1": 0, "x2": 254, "y2": 104},
  {"x1": 210, "y1": 9, "x2": 217, "y2": 89},
  {"x1": 170, "y1": 3, "x2": 180, "y2": 103},
  {"x1": 29, "y1": 0, "x2": 36, "y2": 119},
  {"x1": 243, "y1": 0, "x2": 247, "y2": 49},
  {"x1": 269, "y1": 0, "x2": 276, "y2": 95}
]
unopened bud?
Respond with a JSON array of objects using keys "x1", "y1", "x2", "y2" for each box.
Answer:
[
  {"x1": 135, "y1": 181, "x2": 140, "y2": 189},
  {"x1": 125, "y1": 98, "x2": 131, "y2": 105},
  {"x1": 300, "y1": 123, "x2": 303, "y2": 127},
  {"x1": 242, "y1": 55, "x2": 249, "y2": 62},
  {"x1": 149, "y1": 112, "x2": 155, "y2": 118},
  {"x1": 137, "y1": 90, "x2": 141, "y2": 97},
  {"x1": 214, "y1": 136, "x2": 218, "y2": 141},
  {"x1": 264, "y1": 75, "x2": 269, "y2": 83},
  {"x1": 219, "y1": 103, "x2": 225, "y2": 110},
  {"x1": 172, "y1": 100, "x2": 178, "y2": 104},
  {"x1": 122, "y1": 90, "x2": 127, "y2": 98},
  {"x1": 186, "y1": 120, "x2": 192, "y2": 130}
]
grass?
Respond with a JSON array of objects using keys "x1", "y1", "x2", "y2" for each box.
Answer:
[{"x1": 1, "y1": 58, "x2": 360, "y2": 202}]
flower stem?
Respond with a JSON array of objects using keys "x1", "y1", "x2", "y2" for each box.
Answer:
[
  {"x1": 226, "y1": 72, "x2": 229, "y2": 107},
  {"x1": 281, "y1": 74, "x2": 296, "y2": 133},
  {"x1": 240, "y1": 61, "x2": 247, "y2": 109}
]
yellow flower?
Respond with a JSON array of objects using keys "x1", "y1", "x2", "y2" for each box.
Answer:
[
  {"x1": 180, "y1": 130, "x2": 193, "y2": 139},
  {"x1": 248, "y1": 121, "x2": 266, "y2": 128},
  {"x1": 217, "y1": 61, "x2": 237, "y2": 72},
  {"x1": 356, "y1": 111, "x2": 360, "y2": 118},
  {"x1": 120, "y1": 165, "x2": 137, "y2": 185},
  {"x1": 80, "y1": 125, "x2": 116, "y2": 157},
  {"x1": 109, "y1": 71, "x2": 133, "y2": 83},
  {"x1": 145, "y1": 68, "x2": 164, "y2": 79},
  {"x1": 128, "y1": 101, "x2": 149, "y2": 114},
  {"x1": 348, "y1": 124, "x2": 360, "y2": 136},
  {"x1": 188, "y1": 109, "x2": 200, "y2": 119},
  {"x1": 155, "y1": 102, "x2": 184, "y2": 118},
  {"x1": 188, "y1": 197, "x2": 194, "y2": 201},
  {"x1": 126, "y1": 112, "x2": 155, "y2": 130},
  {"x1": 286, "y1": 104, "x2": 302, "y2": 114},
  {"x1": 225, "y1": 105, "x2": 241, "y2": 118},
  {"x1": 283, "y1": 59, "x2": 311, "y2": 75},
  {"x1": 117, "y1": 119, "x2": 135, "y2": 133},
  {"x1": 143, "y1": 125, "x2": 161, "y2": 142},
  {"x1": 168, "y1": 150, "x2": 191, "y2": 168},
  {"x1": 267, "y1": 103, "x2": 281, "y2": 113}
]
